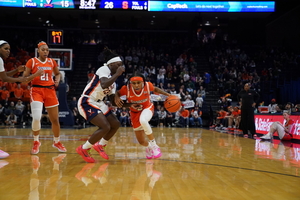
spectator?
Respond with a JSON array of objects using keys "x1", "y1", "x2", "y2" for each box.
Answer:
[
  {"x1": 156, "y1": 71, "x2": 164, "y2": 86},
  {"x1": 268, "y1": 98, "x2": 277, "y2": 113},
  {"x1": 5, "y1": 112, "x2": 17, "y2": 126},
  {"x1": 195, "y1": 93, "x2": 204, "y2": 108},
  {"x1": 15, "y1": 99, "x2": 25, "y2": 123},
  {"x1": 119, "y1": 107, "x2": 130, "y2": 127},
  {"x1": 178, "y1": 106, "x2": 190, "y2": 128},
  {"x1": 22, "y1": 85, "x2": 31, "y2": 103},
  {"x1": 1, "y1": 86, "x2": 9, "y2": 106},
  {"x1": 165, "y1": 110, "x2": 174, "y2": 127},
  {"x1": 285, "y1": 102, "x2": 294, "y2": 114},
  {"x1": 232, "y1": 106, "x2": 241, "y2": 130},
  {"x1": 0, "y1": 104, "x2": 6, "y2": 124},
  {"x1": 275, "y1": 104, "x2": 283, "y2": 114},
  {"x1": 189, "y1": 107, "x2": 203, "y2": 127},
  {"x1": 157, "y1": 107, "x2": 167, "y2": 127},
  {"x1": 197, "y1": 85, "x2": 206, "y2": 99},
  {"x1": 69, "y1": 96, "x2": 78, "y2": 111},
  {"x1": 203, "y1": 72, "x2": 211, "y2": 88},
  {"x1": 13, "y1": 83, "x2": 24, "y2": 100}
]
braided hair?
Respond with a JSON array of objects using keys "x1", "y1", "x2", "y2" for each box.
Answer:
[{"x1": 102, "y1": 46, "x2": 119, "y2": 63}]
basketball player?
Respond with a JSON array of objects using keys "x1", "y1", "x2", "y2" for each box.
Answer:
[
  {"x1": 117, "y1": 72, "x2": 171, "y2": 159},
  {"x1": 260, "y1": 110, "x2": 294, "y2": 140},
  {"x1": 23, "y1": 41, "x2": 67, "y2": 154},
  {"x1": 0, "y1": 40, "x2": 43, "y2": 158},
  {"x1": 76, "y1": 47, "x2": 126, "y2": 163}
]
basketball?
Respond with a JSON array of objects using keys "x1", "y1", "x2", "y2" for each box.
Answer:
[{"x1": 164, "y1": 95, "x2": 181, "y2": 113}]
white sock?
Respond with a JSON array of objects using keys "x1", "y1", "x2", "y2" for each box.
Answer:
[
  {"x1": 54, "y1": 137, "x2": 60, "y2": 143},
  {"x1": 99, "y1": 138, "x2": 108, "y2": 146},
  {"x1": 33, "y1": 135, "x2": 39, "y2": 142},
  {"x1": 82, "y1": 141, "x2": 93, "y2": 149},
  {"x1": 149, "y1": 139, "x2": 157, "y2": 147}
]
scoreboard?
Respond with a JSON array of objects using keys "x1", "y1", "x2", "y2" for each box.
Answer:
[
  {"x1": 0, "y1": 0, "x2": 275, "y2": 12},
  {"x1": 100, "y1": 0, "x2": 148, "y2": 10}
]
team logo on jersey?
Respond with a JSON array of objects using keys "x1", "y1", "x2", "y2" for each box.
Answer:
[{"x1": 87, "y1": 109, "x2": 95, "y2": 116}]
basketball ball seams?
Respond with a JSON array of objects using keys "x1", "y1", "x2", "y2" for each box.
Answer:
[{"x1": 164, "y1": 95, "x2": 181, "y2": 112}]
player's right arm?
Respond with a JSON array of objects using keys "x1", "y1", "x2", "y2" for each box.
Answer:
[{"x1": 23, "y1": 59, "x2": 44, "y2": 84}]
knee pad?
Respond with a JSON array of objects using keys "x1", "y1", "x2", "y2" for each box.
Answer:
[
  {"x1": 31, "y1": 101, "x2": 43, "y2": 131},
  {"x1": 139, "y1": 110, "x2": 153, "y2": 135}
]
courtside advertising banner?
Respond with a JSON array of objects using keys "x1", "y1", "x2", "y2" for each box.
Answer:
[{"x1": 255, "y1": 114, "x2": 300, "y2": 140}]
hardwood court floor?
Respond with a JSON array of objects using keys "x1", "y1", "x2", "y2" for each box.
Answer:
[{"x1": 0, "y1": 125, "x2": 299, "y2": 200}]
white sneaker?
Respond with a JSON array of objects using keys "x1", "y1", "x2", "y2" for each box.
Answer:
[
  {"x1": 152, "y1": 145, "x2": 162, "y2": 159},
  {"x1": 145, "y1": 147, "x2": 153, "y2": 159},
  {"x1": 260, "y1": 133, "x2": 272, "y2": 140}
]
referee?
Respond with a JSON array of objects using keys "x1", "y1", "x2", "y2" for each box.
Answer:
[{"x1": 237, "y1": 83, "x2": 260, "y2": 138}]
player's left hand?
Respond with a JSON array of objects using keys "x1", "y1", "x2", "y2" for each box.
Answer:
[{"x1": 114, "y1": 95, "x2": 124, "y2": 108}]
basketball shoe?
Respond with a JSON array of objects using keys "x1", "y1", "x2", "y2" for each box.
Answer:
[
  {"x1": 31, "y1": 141, "x2": 41, "y2": 155},
  {"x1": 146, "y1": 147, "x2": 153, "y2": 159},
  {"x1": 0, "y1": 150, "x2": 9, "y2": 159},
  {"x1": 152, "y1": 145, "x2": 162, "y2": 159},
  {"x1": 93, "y1": 143, "x2": 109, "y2": 160},
  {"x1": 76, "y1": 145, "x2": 95, "y2": 163},
  {"x1": 260, "y1": 133, "x2": 272, "y2": 140},
  {"x1": 52, "y1": 142, "x2": 67, "y2": 152}
]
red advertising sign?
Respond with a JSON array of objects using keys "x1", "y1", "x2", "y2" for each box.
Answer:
[{"x1": 255, "y1": 114, "x2": 300, "y2": 140}]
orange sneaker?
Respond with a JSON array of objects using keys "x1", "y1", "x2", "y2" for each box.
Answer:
[
  {"x1": 93, "y1": 143, "x2": 109, "y2": 160},
  {"x1": 31, "y1": 141, "x2": 41, "y2": 155},
  {"x1": 76, "y1": 145, "x2": 95, "y2": 163},
  {"x1": 52, "y1": 142, "x2": 67, "y2": 152}
]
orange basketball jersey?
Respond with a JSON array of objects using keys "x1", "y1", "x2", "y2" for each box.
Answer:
[
  {"x1": 26, "y1": 57, "x2": 58, "y2": 86},
  {"x1": 119, "y1": 82, "x2": 154, "y2": 112}
]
